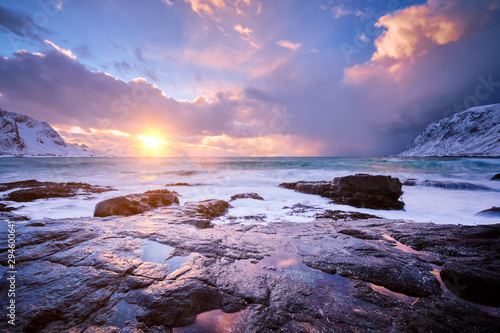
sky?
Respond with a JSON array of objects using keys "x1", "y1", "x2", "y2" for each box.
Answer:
[{"x1": 1, "y1": 0, "x2": 500, "y2": 157}]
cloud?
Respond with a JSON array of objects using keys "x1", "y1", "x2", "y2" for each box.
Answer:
[
  {"x1": 233, "y1": 24, "x2": 259, "y2": 47},
  {"x1": 0, "y1": 5, "x2": 50, "y2": 42},
  {"x1": 0, "y1": 49, "x2": 312, "y2": 156},
  {"x1": 2, "y1": 0, "x2": 500, "y2": 157},
  {"x1": 344, "y1": 0, "x2": 497, "y2": 83},
  {"x1": 276, "y1": 40, "x2": 301, "y2": 51},
  {"x1": 44, "y1": 40, "x2": 76, "y2": 59},
  {"x1": 331, "y1": 5, "x2": 364, "y2": 19},
  {"x1": 184, "y1": 0, "x2": 252, "y2": 18},
  {"x1": 114, "y1": 60, "x2": 133, "y2": 74},
  {"x1": 73, "y1": 44, "x2": 93, "y2": 59},
  {"x1": 134, "y1": 47, "x2": 144, "y2": 62},
  {"x1": 233, "y1": 24, "x2": 253, "y2": 36},
  {"x1": 372, "y1": 4, "x2": 463, "y2": 61},
  {"x1": 183, "y1": 46, "x2": 249, "y2": 70}
]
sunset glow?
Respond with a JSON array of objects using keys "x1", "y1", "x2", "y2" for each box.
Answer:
[
  {"x1": 137, "y1": 133, "x2": 167, "y2": 155},
  {"x1": 0, "y1": 0, "x2": 499, "y2": 156}
]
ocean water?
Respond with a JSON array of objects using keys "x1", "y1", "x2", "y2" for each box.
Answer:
[{"x1": 0, "y1": 156, "x2": 499, "y2": 225}]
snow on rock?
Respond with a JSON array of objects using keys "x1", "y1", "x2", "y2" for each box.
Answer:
[
  {"x1": 399, "y1": 103, "x2": 500, "y2": 157},
  {"x1": 0, "y1": 108, "x2": 96, "y2": 156}
]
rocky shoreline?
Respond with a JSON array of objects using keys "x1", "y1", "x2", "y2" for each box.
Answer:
[
  {"x1": 1, "y1": 199, "x2": 499, "y2": 332},
  {"x1": 0, "y1": 174, "x2": 499, "y2": 332}
]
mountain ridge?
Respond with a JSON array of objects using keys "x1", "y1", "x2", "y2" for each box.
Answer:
[
  {"x1": 399, "y1": 103, "x2": 500, "y2": 157},
  {"x1": 0, "y1": 108, "x2": 97, "y2": 157}
]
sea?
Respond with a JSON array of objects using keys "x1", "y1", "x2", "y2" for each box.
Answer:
[{"x1": 1, "y1": 156, "x2": 499, "y2": 225}]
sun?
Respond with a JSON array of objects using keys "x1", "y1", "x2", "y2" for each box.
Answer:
[{"x1": 137, "y1": 133, "x2": 166, "y2": 155}]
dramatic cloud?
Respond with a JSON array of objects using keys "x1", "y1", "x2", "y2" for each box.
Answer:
[
  {"x1": 344, "y1": 0, "x2": 499, "y2": 83},
  {"x1": 1, "y1": 0, "x2": 499, "y2": 156},
  {"x1": 0, "y1": 50, "x2": 319, "y2": 156}
]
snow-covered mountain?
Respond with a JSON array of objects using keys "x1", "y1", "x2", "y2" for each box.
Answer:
[
  {"x1": 0, "y1": 108, "x2": 97, "y2": 156},
  {"x1": 399, "y1": 104, "x2": 500, "y2": 157}
]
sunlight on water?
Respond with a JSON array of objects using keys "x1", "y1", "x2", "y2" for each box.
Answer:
[{"x1": 1, "y1": 157, "x2": 499, "y2": 225}]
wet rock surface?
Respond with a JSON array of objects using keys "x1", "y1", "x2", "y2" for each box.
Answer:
[
  {"x1": 440, "y1": 262, "x2": 500, "y2": 307},
  {"x1": 315, "y1": 209, "x2": 380, "y2": 221},
  {"x1": 229, "y1": 192, "x2": 264, "y2": 201},
  {"x1": 1, "y1": 203, "x2": 499, "y2": 332},
  {"x1": 0, "y1": 179, "x2": 115, "y2": 202},
  {"x1": 281, "y1": 174, "x2": 404, "y2": 210},
  {"x1": 0, "y1": 203, "x2": 15, "y2": 212},
  {"x1": 476, "y1": 206, "x2": 500, "y2": 217},
  {"x1": 93, "y1": 190, "x2": 179, "y2": 218},
  {"x1": 491, "y1": 173, "x2": 500, "y2": 180}
]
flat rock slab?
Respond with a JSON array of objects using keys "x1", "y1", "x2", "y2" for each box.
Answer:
[
  {"x1": 0, "y1": 204, "x2": 499, "y2": 332},
  {"x1": 0, "y1": 179, "x2": 115, "y2": 202}
]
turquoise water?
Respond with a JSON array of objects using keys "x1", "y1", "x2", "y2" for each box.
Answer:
[{"x1": 0, "y1": 157, "x2": 499, "y2": 224}]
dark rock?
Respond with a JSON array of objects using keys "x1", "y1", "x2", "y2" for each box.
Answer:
[
  {"x1": 227, "y1": 214, "x2": 266, "y2": 222},
  {"x1": 491, "y1": 173, "x2": 500, "y2": 180},
  {"x1": 394, "y1": 295, "x2": 500, "y2": 333},
  {"x1": 283, "y1": 203, "x2": 319, "y2": 213},
  {"x1": 281, "y1": 174, "x2": 404, "y2": 210},
  {"x1": 315, "y1": 210, "x2": 380, "y2": 221},
  {"x1": 338, "y1": 228, "x2": 382, "y2": 240},
  {"x1": 0, "y1": 211, "x2": 30, "y2": 221},
  {"x1": 182, "y1": 199, "x2": 230, "y2": 220},
  {"x1": 0, "y1": 202, "x2": 16, "y2": 211},
  {"x1": 26, "y1": 221, "x2": 46, "y2": 227},
  {"x1": 403, "y1": 179, "x2": 493, "y2": 191},
  {"x1": 2, "y1": 204, "x2": 500, "y2": 332},
  {"x1": 230, "y1": 193, "x2": 264, "y2": 201},
  {"x1": 93, "y1": 190, "x2": 179, "y2": 217},
  {"x1": 0, "y1": 179, "x2": 115, "y2": 202},
  {"x1": 476, "y1": 206, "x2": 500, "y2": 217},
  {"x1": 440, "y1": 263, "x2": 500, "y2": 306},
  {"x1": 167, "y1": 199, "x2": 231, "y2": 228}
]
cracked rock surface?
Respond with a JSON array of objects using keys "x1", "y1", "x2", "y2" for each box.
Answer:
[{"x1": 1, "y1": 201, "x2": 499, "y2": 332}]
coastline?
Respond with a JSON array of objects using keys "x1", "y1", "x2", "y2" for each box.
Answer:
[{"x1": 1, "y1": 205, "x2": 499, "y2": 332}]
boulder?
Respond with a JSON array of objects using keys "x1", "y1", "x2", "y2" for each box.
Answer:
[
  {"x1": 475, "y1": 206, "x2": 500, "y2": 217},
  {"x1": 491, "y1": 174, "x2": 500, "y2": 180},
  {"x1": 93, "y1": 190, "x2": 179, "y2": 217},
  {"x1": 230, "y1": 193, "x2": 264, "y2": 201},
  {"x1": 178, "y1": 199, "x2": 231, "y2": 228},
  {"x1": 281, "y1": 174, "x2": 404, "y2": 210}
]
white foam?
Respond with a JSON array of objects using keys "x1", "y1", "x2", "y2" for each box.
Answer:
[{"x1": 1, "y1": 157, "x2": 499, "y2": 225}]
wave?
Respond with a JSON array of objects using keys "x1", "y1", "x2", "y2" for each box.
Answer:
[{"x1": 402, "y1": 179, "x2": 496, "y2": 191}]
